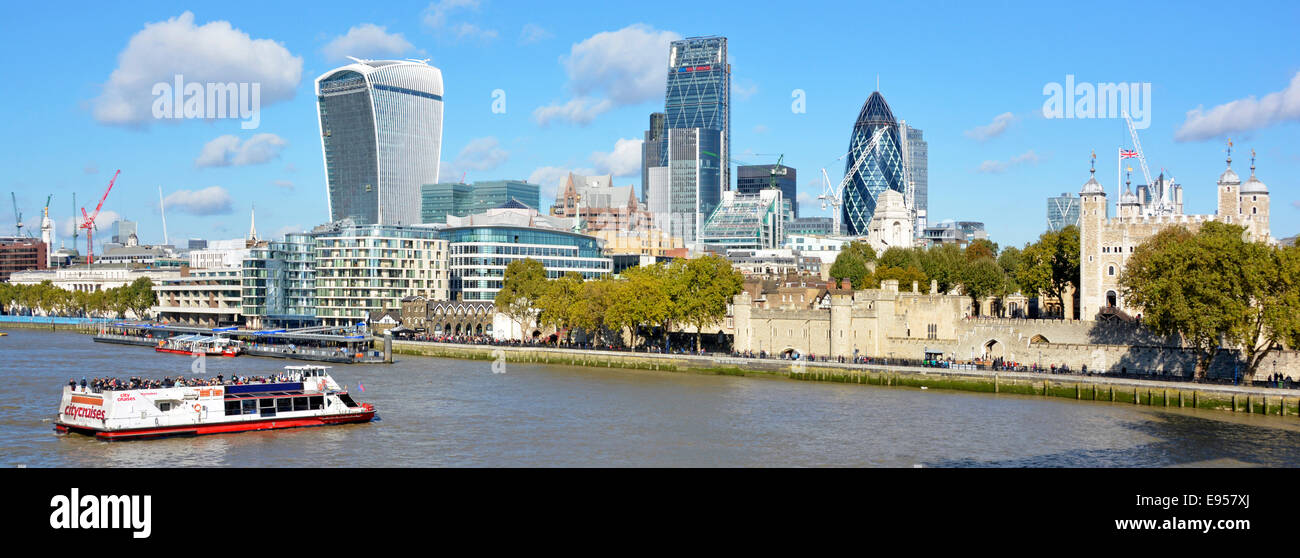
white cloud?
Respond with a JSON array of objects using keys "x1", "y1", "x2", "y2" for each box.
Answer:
[
  {"x1": 589, "y1": 138, "x2": 644, "y2": 177},
  {"x1": 977, "y1": 150, "x2": 1041, "y2": 174},
  {"x1": 519, "y1": 23, "x2": 552, "y2": 44},
  {"x1": 533, "y1": 97, "x2": 614, "y2": 127},
  {"x1": 534, "y1": 24, "x2": 679, "y2": 127},
  {"x1": 92, "y1": 12, "x2": 302, "y2": 127},
  {"x1": 323, "y1": 24, "x2": 415, "y2": 61},
  {"x1": 60, "y1": 210, "x2": 123, "y2": 238},
  {"x1": 753, "y1": 124, "x2": 768, "y2": 134},
  {"x1": 733, "y1": 80, "x2": 758, "y2": 101},
  {"x1": 1175, "y1": 71, "x2": 1300, "y2": 142},
  {"x1": 422, "y1": 0, "x2": 496, "y2": 42},
  {"x1": 965, "y1": 112, "x2": 1016, "y2": 141},
  {"x1": 195, "y1": 134, "x2": 288, "y2": 167},
  {"x1": 442, "y1": 136, "x2": 509, "y2": 179},
  {"x1": 164, "y1": 186, "x2": 234, "y2": 216},
  {"x1": 273, "y1": 180, "x2": 294, "y2": 190}
]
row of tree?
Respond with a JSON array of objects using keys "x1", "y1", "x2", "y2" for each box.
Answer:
[
  {"x1": 826, "y1": 226, "x2": 1081, "y2": 316},
  {"x1": 495, "y1": 255, "x2": 744, "y2": 351},
  {"x1": 1120, "y1": 222, "x2": 1300, "y2": 382},
  {"x1": 0, "y1": 278, "x2": 157, "y2": 320}
]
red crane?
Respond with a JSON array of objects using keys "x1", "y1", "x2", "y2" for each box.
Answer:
[{"x1": 80, "y1": 170, "x2": 120, "y2": 265}]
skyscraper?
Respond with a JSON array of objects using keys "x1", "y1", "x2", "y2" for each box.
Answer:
[
  {"x1": 842, "y1": 91, "x2": 906, "y2": 236},
  {"x1": 736, "y1": 164, "x2": 797, "y2": 219},
  {"x1": 641, "y1": 112, "x2": 666, "y2": 204},
  {"x1": 663, "y1": 36, "x2": 730, "y2": 241},
  {"x1": 903, "y1": 125, "x2": 927, "y2": 219},
  {"x1": 1047, "y1": 192, "x2": 1081, "y2": 232},
  {"x1": 316, "y1": 58, "x2": 444, "y2": 226}
]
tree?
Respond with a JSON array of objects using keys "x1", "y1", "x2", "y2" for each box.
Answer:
[
  {"x1": 919, "y1": 243, "x2": 966, "y2": 294},
  {"x1": 494, "y1": 258, "x2": 548, "y2": 339},
  {"x1": 573, "y1": 277, "x2": 617, "y2": 345},
  {"x1": 878, "y1": 246, "x2": 923, "y2": 271},
  {"x1": 606, "y1": 267, "x2": 669, "y2": 349},
  {"x1": 960, "y1": 257, "x2": 1006, "y2": 315},
  {"x1": 1117, "y1": 222, "x2": 1293, "y2": 382},
  {"x1": 997, "y1": 246, "x2": 1025, "y2": 294},
  {"x1": 829, "y1": 241, "x2": 875, "y2": 289},
  {"x1": 1017, "y1": 225, "x2": 1080, "y2": 317},
  {"x1": 677, "y1": 255, "x2": 744, "y2": 352},
  {"x1": 537, "y1": 272, "x2": 584, "y2": 343},
  {"x1": 871, "y1": 265, "x2": 927, "y2": 290},
  {"x1": 965, "y1": 238, "x2": 999, "y2": 262},
  {"x1": 125, "y1": 277, "x2": 156, "y2": 320}
]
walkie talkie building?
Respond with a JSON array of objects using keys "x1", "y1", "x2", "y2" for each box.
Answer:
[{"x1": 316, "y1": 58, "x2": 444, "y2": 226}]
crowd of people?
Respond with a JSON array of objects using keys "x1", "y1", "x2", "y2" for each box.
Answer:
[{"x1": 69, "y1": 372, "x2": 301, "y2": 394}]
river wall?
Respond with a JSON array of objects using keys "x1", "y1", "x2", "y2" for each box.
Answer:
[{"x1": 392, "y1": 340, "x2": 1300, "y2": 418}]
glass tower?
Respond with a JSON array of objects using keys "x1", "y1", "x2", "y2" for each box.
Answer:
[
  {"x1": 664, "y1": 36, "x2": 729, "y2": 240},
  {"x1": 641, "y1": 112, "x2": 667, "y2": 204},
  {"x1": 316, "y1": 59, "x2": 444, "y2": 226},
  {"x1": 1047, "y1": 193, "x2": 1081, "y2": 232},
  {"x1": 842, "y1": 91, "x2": 906, "y2": 236}
]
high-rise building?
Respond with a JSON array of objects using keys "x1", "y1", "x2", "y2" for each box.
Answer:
[
  {"x1": 903, "y1": 124, "x2": 927, "y2": 227},
  {"x1": 842, "y1": 91, "x2": 906, "y2": 236},
  {"x1": 242, "y1": 233, "x2": 318, "y2": 330},
  {"x1": 699, "y1": 189, "x2": 785, "y2": 251},
  {"x1": 312, "y1": 222, "x2": 449, "y2": 327},
  {"x1": 668, "y1": 127, "x2": 722, "y2": 242},
  {"x1": 664, "y1": 36, "x2": 730, "y2": 241},
  {"x1": 736, "y1": 164, "x2": 797, "y2": 219},
  {"x1": 641, "y1": 112, "x2": 667, "y2": 204},
  {"x1": 420, "y1": 180, "x2": 539, "y2": 224},
  {"x1": 1046, "y1": 192, "x2": 1081, "y2": 232},
  {"x1": 316, "y1": 59, "x2": 444, "y2": 226}
]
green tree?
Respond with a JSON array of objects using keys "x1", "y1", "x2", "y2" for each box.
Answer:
[
  {"x1": 997, "y1": 246, "x2": 1025, "y2": 294},
  {"x1": 677, "y1": 255, "x2": 744, "y2": 352},
  {"x1": 573, "y1": 277, "x2": 617, "y2": 345},
  {"x1": 828, "y1": 241, "x2": 875, "y2": 289},
  {"x1": 870, "y1": 265, "x2": 927, "y2": 290},
  {"x1": 919, "y1": 243, "x2": 966, "y2": 294},
  {"x1": 125, "y1": 277, "x2": 156, "y2": 320},
  {"x1": 965, "y1": 238, "x2": 999, "y2": 261},
  {"x1": 878, "y1": 246, "x2": 923, "y2": 271},
  {"x1": 494, "y1": 258, "x2": 548, "y2": 339},
  {"x1": 605, "y1": 267, "x2": 669, "y2": 349},
  {"x1": 1017, "y1": 225, "x2": 1080, "y2": 316},
  {"x1": 1117, "y1": 222, "x2": 1290, "y2": 381},
  {"x1": 537, "y1": 272, "x2": 584, "y2": 343},
  {"x1": 960, "y1": 257, "x2": 1006, "y2": 315}
]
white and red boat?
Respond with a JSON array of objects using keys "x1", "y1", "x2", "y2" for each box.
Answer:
[
  {"x1": 154, "y1": 335, "x2": 241, "y2": 357},
  {"x1": 54, "y1": 366, "x2": 376, "y2": 440}
]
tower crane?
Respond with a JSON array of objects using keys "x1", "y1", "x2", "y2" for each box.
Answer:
[
  {"x1": 80, "y1": 170, "x2": 120, "y2": 265},
  {"x1": 818, "y1": 127, "x2": 887, "y2": 236},
  {"x1": 9, "y1": 193, "x2": 22, "y2": 236}
]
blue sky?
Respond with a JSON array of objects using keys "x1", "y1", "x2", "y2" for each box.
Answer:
[{"x1": 1, "y1": 0, "x2": 1297, "y2": 250}]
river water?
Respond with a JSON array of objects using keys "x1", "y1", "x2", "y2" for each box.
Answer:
[{"x1": 2, "y1": 328, "x2": 1299, "y2": 467}]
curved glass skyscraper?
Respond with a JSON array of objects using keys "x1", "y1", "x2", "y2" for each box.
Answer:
[
  {"x1": 316, "y1": 59, "x2": 444, "y2": 226},
  {"x1": 842, "y1": 91, "x2": 905, "y2": 236}
]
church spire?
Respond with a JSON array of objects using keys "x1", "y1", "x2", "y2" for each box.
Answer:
[{"x1": 248, "y1": 204, "x2": 259, "y2": 243}]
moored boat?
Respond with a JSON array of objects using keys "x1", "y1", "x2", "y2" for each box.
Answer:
[
  {"x1": 54, "y1": 365, "x2": 375, "y2": 440},
  {"x1": 155, "y1": 335, "x2": 241, "y2": 357}
]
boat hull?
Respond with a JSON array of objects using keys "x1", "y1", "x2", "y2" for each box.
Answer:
[{"x1": 54, "y1": 410, "x2": 376, "y2": 441}]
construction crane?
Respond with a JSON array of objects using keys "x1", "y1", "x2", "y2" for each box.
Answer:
[
  {"x1": 10, "y1": 193, "x2": 22, "y2": 236},
  {"x1": 818, "y1": 127, "x2": 887, "y2": 235},
  {"x1": 760, "y1": 154, "x2": 787, "y2": 191},
  {"x1": 70, "y1": 192, "x2": 78, "y2": 248},
  {"x1": 80, "y1": 170, "x2": 120, "y2": 265}
]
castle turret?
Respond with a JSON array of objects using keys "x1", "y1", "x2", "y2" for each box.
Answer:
[
  {"x1": 1217, "y1": 140, "x2": 1241, "y2": 224},
  {"x1": 1240, "y1": 148, "x2": 1270, "y2": 242},
  {"x1": 1078, "y1": 152, "x2": 1107, "y2": 321}
]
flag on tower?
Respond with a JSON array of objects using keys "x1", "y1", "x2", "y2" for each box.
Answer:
[{"x1": 1120, "y1": 149, "x2": 1138, "y2": 159}]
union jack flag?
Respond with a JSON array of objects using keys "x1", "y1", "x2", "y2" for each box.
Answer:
[{"x1": 1120, "y1": 149, "x2": 1139, "y2": 159}]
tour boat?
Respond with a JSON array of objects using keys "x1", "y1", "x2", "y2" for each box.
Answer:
[
  {"x1": 54, "y1": 365, "x2": 376, "y2": 440},
  {"x1": 155, "y1": 335, "x2": 241, "y2": 357}
]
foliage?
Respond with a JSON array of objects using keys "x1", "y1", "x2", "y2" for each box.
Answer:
[
  {"x1": 677, "y1": 255, "x2": 744, "y2": 351},
  {"x1": 828, "y1": 241, "x2": 875, "y2": 289},
  {"x1": 536, "y1": 272, "x2": 584, "y2": 343},
  {"x1": 965, "y1": 238, "x2": 999, "y2": 261},
  {"x1": 494, "y1": 258, "x2": 548, "y2": 335},
  {"x1": 960, "y1": 257, "x2": 1006, "y2": 313},
  {"x1": 1017, "y1": 225, "x2": 1080, "y2": 312}
]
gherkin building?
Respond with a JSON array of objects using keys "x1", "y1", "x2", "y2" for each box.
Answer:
[{"x1": 842, "y1": 91, "x2": 906, "y2": 236}]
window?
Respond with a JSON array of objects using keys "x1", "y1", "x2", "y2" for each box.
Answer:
[
  {"x1": 242, "y1": 400, "x2": 257, "y2": 415},
  {"x1": 294, "y1": 397, "x2": 309, "y2": 411},
  {"x1": 1108, "y1": 266, "x2": 1115, "y2": 276},
  {"x1": 225, "y1": 401, "x2": 241, "y2": 416},
  {"x1": 259, "y1": 398, "x2": 276, "y2": 417},
  {"x1": 309, "y1": 396, "x2": 324, "y2": 410},
  {"x1": 158, "y1": 402, "x2": 171, "y2": 412}
]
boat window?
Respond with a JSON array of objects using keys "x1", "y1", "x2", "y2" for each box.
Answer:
[
  {"x1": 338, "y1": 393, "x2": 359, "y2": 408},
  {"x1": 225, "y1": 401, "x2": 241, "y2": 416},
  {"x1": 276, "y1": 398, "x2": 292, "y2": 412},
  {"x1": 259, "y1": 398, "x2": 276, "y2": 417},
  {"x1": 242, "y1": 400, "x2": 257, "y2": 415},
  {"x1": 159, "y1": 402, "x2": 171, "y2": 412},
  {"x1": 309, "y1": 396, "x2": 324, "y2": 410},
  {"x1": 293, "y1": 397, "x2": 308, "y2": 411}
]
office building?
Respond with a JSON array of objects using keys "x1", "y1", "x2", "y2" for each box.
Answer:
[
  {"x1": 664, "y1": 36, "x2": 730, "y2": 242},
  {"x1": 641, "y1": 112, "x2": 667, "y2": 204},
  {"x1": 420, "y1": 180, "x2": 539, "y2": 224},
  {"x1": 316, "y1": 59, "x2": 444, "y2": 226},
  {"x1": 921, "y1": 220, "x2": 987, "y2": 247},
  {"x1": 1047, "y1": 192, "x2": 1081, "y2": 232},
  {"x1": 668, "y1": 127, "x2": 723, "y2": 242},
  {"x1": 699, "y1": 189, "x2": 785, "y2": 251},
  {"x1": 842, "y1": 91, "x2": 906, "y2": 236},
  {"x1": 442, "y1": 201, "x2": 612, "y2": 302},
  {"x1": 0, "y1": 237, "x2": 48, "y2": 283},
  {"x1": 550, "y1": 173, "x2": 648, "y2": 232},
  {"x1": 151, "y1": 269, "x2": 244, "y2": 327},
  {"x1": 737, "y1": 164, "x2": 797, "y2": 219}
]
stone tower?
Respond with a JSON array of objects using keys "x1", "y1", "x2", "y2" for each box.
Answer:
[
  {"x1": 1240, "y1": 149, "x2": 1270, "y2": 243},
  {"x1": 1216, "y1": 141, "x2": 1241, "y2": 225},
  {"x1": 1077, "y1": 154, "x2": 1107, "y2": 321}
]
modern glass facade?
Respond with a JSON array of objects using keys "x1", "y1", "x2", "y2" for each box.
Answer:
[
  {"x1": 242, "y1": 233, "x2": 318, "y2": 329},
  {"x1": 664, "y1": 37, "x2": 729, "y2": 240},
  {"x1": 641, "y1": 112, "x2": 666, "y2": 204},
  {"x1": 736, "y1": 164, "x2": 797, "y2": 219},
  {"x1": 316, "y1": 59, "x2": 443, "y2": 226},
  {"x1": 699, "y1": 190, "x2": 784, "y2": 251},
  {"x1": 441, "y1": 226, "x2": 612, "y2": 301},
  {"x1": 905, "y1": 126, "x2": 928, "y2": 217},
  {"x1": 787, "y1": 217, "x2": 835, "y2": 236},
  {"x1": 1047, "y1": 193, "x2": 1081, "y2": 232},
  {"x1": 843, "y1": 91, "x2": 906, "y2": 236},
  {"x1": 668, "y1": 128, "x2": 721, "y2": 242},
  {"x1": 420, "y1": 180, "x2": 539, "y2": 224}
]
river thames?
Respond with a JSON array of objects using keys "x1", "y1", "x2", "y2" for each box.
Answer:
[{"x1": 3, "y1": 328, "x2": 1299, "y2": 467}]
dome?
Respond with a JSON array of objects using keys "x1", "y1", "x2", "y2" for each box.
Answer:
[
  {"x1": 1217, "y1": 167, "x2": 1240, "y2": 185},
  {"x1": 1241, "y1": 170, "x2": 1268, "y2": 195},
  {"x1": 1080, "y1": 176, "x2": 1105, "y2": 196},
  {"x1": 1120, "y1": 188, "x2": 1139, "y2": 205}
]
